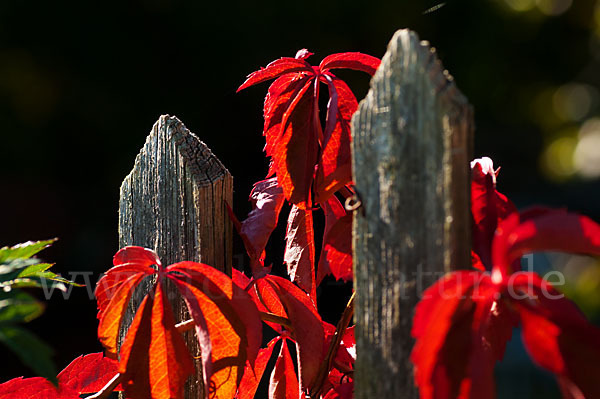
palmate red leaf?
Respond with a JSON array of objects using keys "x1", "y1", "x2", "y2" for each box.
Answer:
[
  {"x1": 266, "y1": 276, "x2": 324, "y2": 394},
  {"x1": 97, "y1": 247, "x2": 263, "y2": 399},
  {"x1": 317, "y1": 196, "x2": 352, "y2": 284},
  {"x1": 470, "y1": 157, "x2": 516, "y2": 271},
  {"x1": 512, "y1": 273, "x2": 600, "y2": 398},
  {"x1": 284, "y1": 205, "x2": 316, "y2": 301},
  {"x1": 237, "y1": 58, "x2": 312, "y2": 92},
  {"x1": 0, "y1": 352, "x2": 121, "y2": 399},
  {"x1": 236, "y1": 337, "x2": 281, "y2": 399},
  {"x1": 319, "y1": 52, "x2": 381, "y2": 76},
  {"x1": 269, "y1": 339, "x2": 300, "y2": 399},
  {"x1": 314, "y1": 76, "x2": 357, "y2": 203},
  {"x1": 239, "y1": 50, "x2": 380, "y2": 208}
]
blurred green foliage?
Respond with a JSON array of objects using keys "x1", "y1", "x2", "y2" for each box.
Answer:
[{"x1": 0, "y1": 239, "x2": 79, "y2": 383}]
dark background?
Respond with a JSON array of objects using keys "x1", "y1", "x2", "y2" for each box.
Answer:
[{"x1": 2, "y1": 0, "x2": 600, "y2": 397}]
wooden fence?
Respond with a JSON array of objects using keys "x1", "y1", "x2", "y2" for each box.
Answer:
[{"x1": 117, "y1": 28, "x2": 472, "y2": 398}]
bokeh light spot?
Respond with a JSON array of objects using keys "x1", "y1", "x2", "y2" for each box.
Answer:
[
  {"x1": 504, "y1": 0, "x2": 536, "y2": 12},
  {"x1": 541, "y1": 135, "x2": 577, "y2": 180},
  {"x1": 552, "y1": 83, "x2": 596, "y2": 122},
  {"x1": 536, "y1": 0, "x2": 573, "y2": 15},
  {"x1": 574, "y1": 118, "x2": 600, "y2": 179}
]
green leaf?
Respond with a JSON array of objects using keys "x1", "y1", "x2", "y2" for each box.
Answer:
[
  {"x1": 0, "y1": 239, "x2": 56, "y2": 264},
  {"x1": 17, "y1": 263, "x2": 54, "y2": 277},
  {"x1": 0, "y1": 325, "x2": 57, "y2": 384},
  {"x1": 0, "y1": 291, "x2": 44, "y2": 324}
]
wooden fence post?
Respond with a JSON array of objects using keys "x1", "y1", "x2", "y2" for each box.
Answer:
[
  {"x1": 118, "y1": 115, "x2": 233, "y2": 398},
  {"x1": 351, "y1": 29, "x2": 473, "y2": 398}
]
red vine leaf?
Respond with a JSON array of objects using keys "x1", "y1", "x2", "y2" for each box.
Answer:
[
  {"x1": 284, "y1": 205, "x2": 316, "y2": 301},
  {"x1": 236, "y1": 337, "x2": 280, "y2": 399},
  {"x1": 317, "y1": 196, "x2": 352, "y2": 284},
  {"x1": 266, "y1": 276, "x2": 324, "y2": 393},
  {"x1": 238, "y1": 50, "x2": 380, "y2": 208},
  {"x1": 314, "y1": 76, "x2": 357, "y2": 203},
  {"x1": 269, "y1": 339, "x2": 299, "y2": 399},
  {"x1": 96, "y1": 247, "x2": 262, "y2": 399},
  {"x1": 319, "y1": 52, "x2": 381, "y2": 76},
  {"x1": 168, "y1": 262, "x2": 263, "y2": 398},
  {"x1": 57, "y1": 352, "x2": 121, "y2": 394},
  {"x1": 412, "y1": 184, "x2": 600, "y2": 399},
  {"x1": 240, "y1": 178, "x2": 285, "y2": 265},
  {"x1": 470, "y1": 157, "x2": 516, "y2": 271},
  {"x1": 0, "y1": 353, "x2": 121, "y2": 398}
]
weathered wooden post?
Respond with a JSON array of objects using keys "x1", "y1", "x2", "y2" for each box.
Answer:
[
  {"x1": 351, "y1": 29, "x2": 473, "y2": 398},
  {"x1": 118, "y1": 115, "x2": 233, "y2": 398}
]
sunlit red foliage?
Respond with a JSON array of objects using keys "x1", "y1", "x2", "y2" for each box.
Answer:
[{"x1": 411, "y1": 158, "x2": 600, "y2": 399}]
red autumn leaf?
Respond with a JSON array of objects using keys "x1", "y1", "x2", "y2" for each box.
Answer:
[
  {"x1": 118, "y1": 291, "x2": 154, "y2": 399},
  {"x1": 96, "y1": 271, "x2": 149, "y2": 356},
  {"x1": 0, "y1": 353, "x2": 121, "y2": 399},
  {"x1": 319, "y1": 52, "x2": 381, "y2": 76},
  {"x1": 57, "y1": 352, "x2": 121, "y2": 394},
  {"x1": 493, "y1": 209, "x2": 600, "y2": 274},
  {"x1": 168, "y1": 262, "x2": 263, "y2": 398},
  {"x1": 95, "y1": 247, "x2": 155, "y2": 356},
  {"x1": 322, "y1": 382, "x2": 353, "y2": 399},
  {"x1": 269, "y1": 339, "x2": 300, "y2": 399},
  {"x1": 118, "y1": 280, "x2": 195, "y2": 399},
  {"x1": 95, "y1": 264, "x2": 147, "y2": 320},
  {"x1": 411, "y1": 271, "x2": 499, "y2": 399},
  {"x1": 238, "y1": 50, "x2": 380, "y2": 208},
  {"x1": 265, "y1": 275, "x2": 324, "y2": 393},
  {"x1": 412, "y1": 190, "x2": 600, "y2": 399},
  {"x1": 97, "y1": 246, "x2": 263, "y2": 399},
  {"x1": 512, "y1": 273, "x2": 600, "y2": 398},
  {"x1": 236, "y1": 337, "x2": 281, "y2": 399},
  {"x1": 232, "y1": 268, "x2": 289, "y2": 335},
  {"x1": 314, "y1": 76, "x2": 357, "y2": 203},
  {"x1": 237, "y1": 58, "x2": 311, "y2": 92},
  {"x1": 470, "y1": 157, "x2": 516, "y2": 271},
  {"x1": 273, "y1": 79, "x2": 320, "y2": 208},
  {"x1": 317, "y1": 196, "x2": 352, "y2": 284},
  {"x1": 239, "y1": 178, "x2": 285, "y2": 264},
  {"x1": 0, "y1": 377, "x2": 80, "y2": 399},
  {"x1": 284, "y1": 205, "x2": 316, "y2": 301},
  {"x1": 264, "y1": 75, "x2": 312, "y2": 165}
]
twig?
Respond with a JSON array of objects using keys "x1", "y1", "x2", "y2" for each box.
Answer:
[
  {"x1": 259, "y1": 311, "x2": 293, "y2": 330},
  {"x1": 175, "y1": 311, "x2": 293, "y2": 334},
  {"x1": 175, "y1": 318, "x2": 195, "y2": 333},
  {"x1": 310, "y1": 291, "x2": 355, "y2": 398},
  {"x1": 85, "y1": 372, "x2": 124, "y2": 399}
]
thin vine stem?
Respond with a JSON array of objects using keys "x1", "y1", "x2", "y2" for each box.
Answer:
[{"x1": 310, "y1": 291, "x2": 355, "y2": 398}]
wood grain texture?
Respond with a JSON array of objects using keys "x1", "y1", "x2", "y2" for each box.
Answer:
[
  {"x1": 118, "y1": 115, "x2": 233, "y2": 398},
  {"x1": 351, "y1": 29, "x2": 473, "y2": 398}
]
